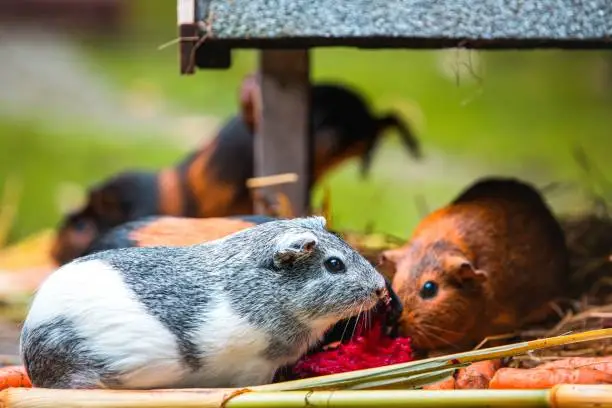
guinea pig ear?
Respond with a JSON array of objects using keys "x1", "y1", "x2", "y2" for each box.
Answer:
[
  {"x1": 379, "y1": 247, "x2": 405, "y2": 266},
  {"x1": 378, "y1": 247, "x2": 406, "y2": 281},
  {"x1": 446, "y1": 255, "x2": 487, "y2": 284},
  {"x1": 295, "y1": 216, "x2": 327, "y2": 230},
  {"x1": 273, "y1": 231, "x2": 318, "y2": 267},
  {"x1": 360, "y1": 138, "x2": 379, "y2": 179},
  {"x1": 89, "y1": 188, "x2": 124, "y2": 222}
]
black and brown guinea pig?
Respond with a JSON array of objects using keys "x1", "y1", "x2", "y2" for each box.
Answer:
[
  {"x1": 51, "y1": 78, "x2": 421, "y2": 265},
  {"x1": 83, "y1": 214, "x2": 276, "y2": 256},
  {"x1": 80, "y1": 213, "x2": 404, "y2": 348}
]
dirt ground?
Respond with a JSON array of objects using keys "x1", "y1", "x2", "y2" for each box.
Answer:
[{"x1": 0, "y1": 319, "x2": 21, "y2": 365}]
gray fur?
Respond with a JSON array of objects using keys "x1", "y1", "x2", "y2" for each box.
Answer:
[
  {"x1": 23, "y1": 216, "x2": 385, "y2": 388},
  {"x1": 20, "y1": 317, "x2": 120, "y2": 389},
  {"x1": 105, "y1": 249, "x2": 210, "y2": 371}
]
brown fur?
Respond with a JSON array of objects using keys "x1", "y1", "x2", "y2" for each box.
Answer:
[
  {"x1": 51, "y1": 170, "x2": 161, "y2": 266},
  {"x1": 128, "y1": 217, "x2": 258, "y2": 247},
  {"x1": 183, "y1": 138, "x2": 252, "y2": 217},
  {"x1": 157, "y1": 168, "x2": 184, "y2": 216},
  {"x1": 240, "y1": 72, "x2": 262, "y2": 134},
  {"x1": 313, "y1": 138, "x2": 368, "y2": 182},
  {"x1": 381, "y1": 177, "x2": 570, "y2": 352},
  {"x1": 51, "y1": 222, "x2": 96, "y2": 266}
]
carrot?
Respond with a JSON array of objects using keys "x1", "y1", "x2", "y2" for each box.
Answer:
[
  {"x1": 489, "y1": 367, "x2": 612, "y2": 389},
  {"x1": 455, "y1": 359, "x2": 502, "y2": 389},
  {"x1": 422, "y1": 375, "x2": 456, "y2": 389},
  {"x1": 536, "y1": 357, "x2": 612, "y2": 373},
  {"x1": 0, "y1": 365, "x2": 31, "y2": 390}
]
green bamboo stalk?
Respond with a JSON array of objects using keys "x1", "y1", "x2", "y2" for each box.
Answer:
[
  {"x1": 344, "y1": 366, "x2": 463, "y2": 390},
  {"x1": 3, "y1": 385, "x2": 612, "y2": 408},
  {"x1": 225, "y1": 390, "x2": 551, "y2": 408},
  {"x1": 255, "y1": 328, "x2": 612, "y2": 391}
]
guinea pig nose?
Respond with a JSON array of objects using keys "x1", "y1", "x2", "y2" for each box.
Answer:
[{"x1": 376, "y1": 287, "x2": 389, "y2": 301}]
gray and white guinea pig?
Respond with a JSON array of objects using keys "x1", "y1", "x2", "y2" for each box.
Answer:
[{"x1": 20, "y1": 216, "x2": 388, "y2": 390}]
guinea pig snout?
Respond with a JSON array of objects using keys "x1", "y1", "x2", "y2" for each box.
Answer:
[{"x1": 375, "y1": 286, "x2": 390, "y2": 303}]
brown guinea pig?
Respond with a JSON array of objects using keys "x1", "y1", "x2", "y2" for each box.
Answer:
[
  {"x1": 380, "y1": 177, "x2": 570, "y2": 352},
  {"x1": 52, "y1": 79, "x2": 421, "y2": 266}
]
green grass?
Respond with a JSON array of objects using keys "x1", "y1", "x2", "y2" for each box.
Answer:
[
  {"x1": 80, "y1": 39, "x2": 612, "y2": 170},
  {"x1": 0, "y1": 117, "x2": 186, "y2": 242},
  {"x1": 1, "y1": 0, "x2": 612, "y2": 243}
]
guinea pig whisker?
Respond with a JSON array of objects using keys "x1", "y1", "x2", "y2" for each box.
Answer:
[
  {"x1": 340, "y1": 299, "x2": 358, "y2": 320},
  {"x1": 419, "y1": 325, "x2": 462, "y2": 349},
  {"x1": 424, "y1": 329, "x2": 454, "y2": 345},
  {"x1": 350, "y1": 305, "x2": 364, "y2": 340},
  {"x1": 421, "y1": 331, "x2": 443, "y2": 350},
  {"x1": 337, "y1": 299, "x2": 360, "y2": 343},
  {"x1": 413, "y1": 327, "x2": 435, "y2": 349},
  {"x1": 419, "y1": 322, "x2": 464, "y2": 336},
  {"x1": 339, "y1": 315, "x2": 353, "y2": 344}
]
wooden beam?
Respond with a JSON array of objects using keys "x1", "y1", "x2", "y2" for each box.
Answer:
[
  {"x1": 177, "y1": 0, "x2": 197, "y2": 75},
  {"x1": 254, "y1": 49, "x2": 312, "y2": 217}
]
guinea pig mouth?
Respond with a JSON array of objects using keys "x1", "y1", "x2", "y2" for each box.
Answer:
[
  {"x1": 340, "y1": 296, "x2": 380, "y2": 320},
  {"x1": 398, "y1": 315, "x2": 459, "y2": 351}
]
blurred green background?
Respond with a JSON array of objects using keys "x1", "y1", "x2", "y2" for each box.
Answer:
[{"x1": 1, "y1": 0, "x2": 611, "y2": 244}]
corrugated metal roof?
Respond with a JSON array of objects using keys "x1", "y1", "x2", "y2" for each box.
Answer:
[{"x1": 195, "y1": 0, "x2": 612, "y2": 42}]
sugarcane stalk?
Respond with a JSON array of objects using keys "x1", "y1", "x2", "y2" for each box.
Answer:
[
  {"x1": 0, "y1": 387, "x2": 233, "y2": 408},
  {"x1": 550, "y1": 384, "x2": 612, "y2": 407},
  {"x1": 3, "y1": 386, "x2": 612, "y2": 408},
  {"x1": 228, "y1": 389, "x2": 551, "y2": 408}
]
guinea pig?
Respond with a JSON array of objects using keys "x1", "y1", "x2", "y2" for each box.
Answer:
[
  {"x1": 21, "y1": 216, "x2": 389, "y2": 389},
  {"x1": 82, "y1": 215, "x2": 276, "y2": 256},
  {"x1": 51, "y1": 171, "x2": 161, "y2": 265},
  {"x1": 81, "y1": 214, "x2": 404, "y2": 348},
  {"x1": 50, "y1": 117, "x2": 255, "y2": 266},
  {"x1": 51, "y1": 80, "x2": 421, "y2": 266},
  {"x1": 306, "y1": 83, "x2": 421, "y2": 179},
  {"x1": 240, "y1": 74, "x2": 421, "y2": 179},
  {"x1": 380, "y1": 177, "x2": 570, "y2": 352}
]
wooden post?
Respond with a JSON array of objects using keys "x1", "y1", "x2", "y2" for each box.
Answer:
[
  {"x1": 254, "y1": 49, "x2": 312, "y2": 217},
  {"x1": 177, "y1": 0, "x2": 197, "y2": 74}
]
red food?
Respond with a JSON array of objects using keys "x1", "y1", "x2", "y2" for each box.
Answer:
[{"x1": 291, "y1": 310, "x2": 414, "y2": 378}]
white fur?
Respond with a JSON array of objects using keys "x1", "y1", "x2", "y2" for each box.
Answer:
[
  {"x1": 22, "y1": 259, "x2": 189, "y2": 389},
  {"x1": 310, "y1": 216, "x2": 327, "y2": 228},
  {"x1": 183, "y1": 295, "x2": 277, "y2": 387},
  {"x1": 274, "y1": 231, "x2": 318, "y2": 253},
  {"x1": 184, "y1": 294, "x2": 339, "y2": 388}
]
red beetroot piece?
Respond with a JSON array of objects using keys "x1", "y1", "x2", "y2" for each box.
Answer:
[{"x1": 291, "y1": 308, "x2": 414, "y2": 378}]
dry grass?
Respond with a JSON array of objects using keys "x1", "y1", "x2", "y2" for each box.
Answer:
[{"x1": 509, "y1": 209, "x2": 612, "y2": 368}]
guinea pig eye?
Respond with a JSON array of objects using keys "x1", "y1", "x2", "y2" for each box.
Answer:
[
  {"x1": 419, "y1": 281, "x2": 438, "y2": 299},
  {"x1": 72, "y1": 219, "x2": 90, "y2": 232},
  {"x1": 324, "y1": 257, "x2": 346, "y2": 273}
]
